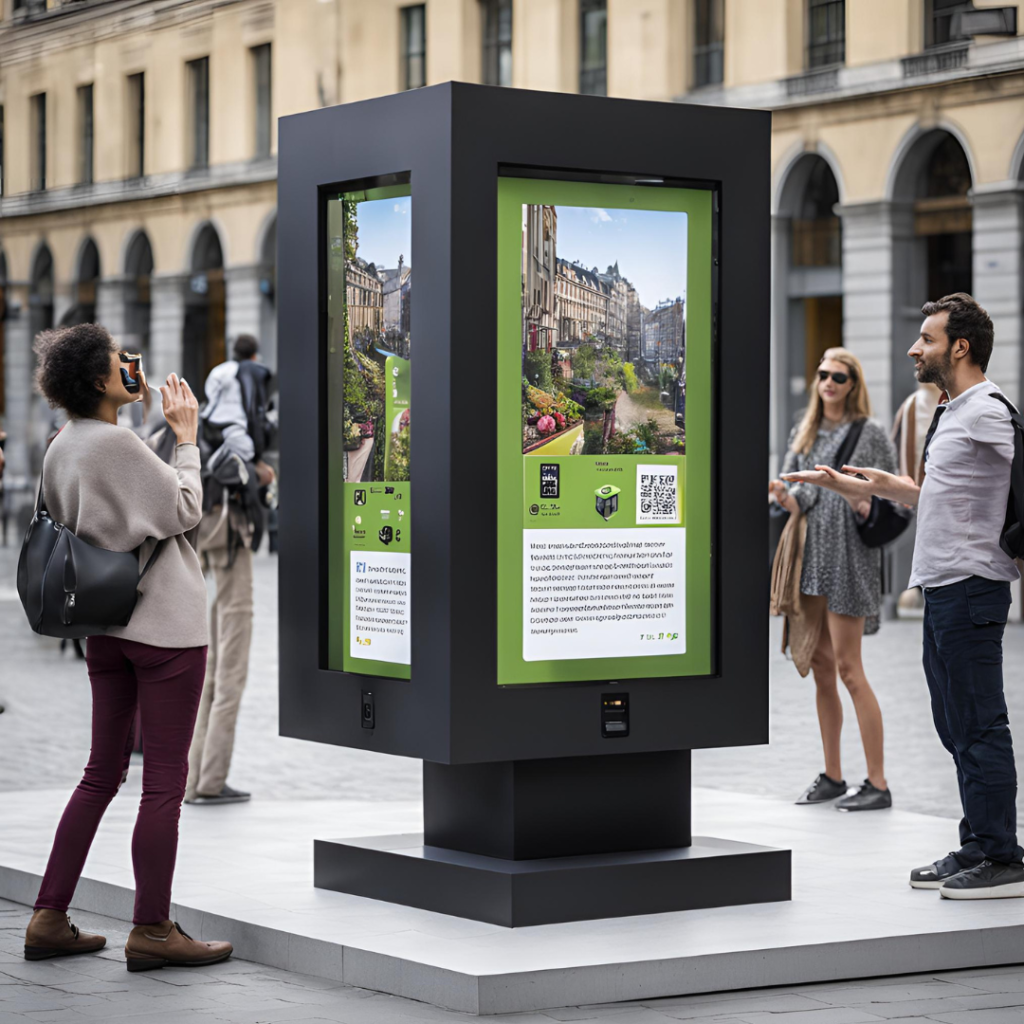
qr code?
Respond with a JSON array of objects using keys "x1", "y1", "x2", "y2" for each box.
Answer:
[{"x1": 636, "y1": 464, "x2": 679, "y2": 524}]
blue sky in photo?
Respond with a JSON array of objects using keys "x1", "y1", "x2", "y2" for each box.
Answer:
[
  {"x1": 353, "y1": 196, "x2": 411, "y2": 269},
  {"x1": 553, "y1": 205, "x2": 687, "y2": 308}
]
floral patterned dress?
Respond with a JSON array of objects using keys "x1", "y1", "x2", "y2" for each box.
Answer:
[{"x1": 781, "y1": 418, "x2": 899, "y2": 635}]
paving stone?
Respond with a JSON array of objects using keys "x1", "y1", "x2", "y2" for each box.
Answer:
[
  {"x1": 649, "y1": 993, "x2": 833, "y2": 1018},
  {"x1": 729, "y1": 1008, "x2": 887, "y2": 1024},
  {"x1": 847, "y1": 992, "x2": 1024, "y2": 1018},
  {"x1": 926, "y1": 1009, "x2": 1024, "y2": 1024}
]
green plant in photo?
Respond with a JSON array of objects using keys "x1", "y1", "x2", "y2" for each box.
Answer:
[
  {"x1": 524, "y1": 349, "x2": 553, "y2": 395},
  {"x1": 621, "y1": 362, "x2": 639, "y2": 394},
  {"x1": 606, "y1": 429, "x2": 640, "y2": 455},
  {"x1": 633, "y1": 417, "x2": 660, "y2": 453},
  {"x1": 388, "y1": 421, "x2": 411, "y2": 482},
  {"x1": 582, "y1": 426, "x2": 605, "y2": 455}
]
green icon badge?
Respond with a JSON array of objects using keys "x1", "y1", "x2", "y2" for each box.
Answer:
[{"x1": 595, "y1": 484, "x2": 621, "y2": 521}]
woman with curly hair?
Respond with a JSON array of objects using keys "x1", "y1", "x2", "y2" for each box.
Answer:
[{"x1": 22, "y1": 323, "x2": 232, "y2": 973}]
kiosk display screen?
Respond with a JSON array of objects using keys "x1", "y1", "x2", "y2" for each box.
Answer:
[
  {"x1": 497, "y1": 178, "x2": 713, "y2": 685},
  {"x1": 326, "y1": 183, "x2": 412, "y2": 679}
]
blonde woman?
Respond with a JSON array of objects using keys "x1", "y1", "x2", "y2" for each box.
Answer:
[{"x1": 769, "y1": 348, "x2": 898, "y2": 811}]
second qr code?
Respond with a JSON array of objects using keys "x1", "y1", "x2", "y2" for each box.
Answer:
[{"x1": 636, "y1": 464, "x2": 680, "y2": 524}]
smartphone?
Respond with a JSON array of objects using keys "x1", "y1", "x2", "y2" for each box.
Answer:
[{"x1": 119, "y1": 352, "x2": 143, "y2": 394}]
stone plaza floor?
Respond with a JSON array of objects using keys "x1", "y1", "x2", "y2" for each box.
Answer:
[{"x1": 2, "y1": 544, "x2": 1024, "y2": 1020}]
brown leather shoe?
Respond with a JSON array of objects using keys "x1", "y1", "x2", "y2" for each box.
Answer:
[
  {"x1": 124, "y1": 920, "x2": 232, "y2": 972},
  {"x1": 24, "y1": 909, "x2": 106, "y2": 961}
]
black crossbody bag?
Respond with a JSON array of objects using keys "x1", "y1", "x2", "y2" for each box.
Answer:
[
  {"x1": 17, "y1": 462, "x2": 164, "y2": 639},
  {"x1": 836, "y1": 419, "x2": 912, "y2": 549}
]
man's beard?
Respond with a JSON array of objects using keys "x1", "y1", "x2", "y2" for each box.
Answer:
[{"x1": 915, "y1": 348, "x2": 953, "y2": 392}]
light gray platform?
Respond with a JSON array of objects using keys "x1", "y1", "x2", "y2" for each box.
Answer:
[{"x1": 1, "y1": 784, "x2": 1022, "y2": 1015}]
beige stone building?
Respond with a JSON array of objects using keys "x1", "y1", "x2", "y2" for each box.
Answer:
[{"x1": 1, "y1": 0, "x2": 1023, "y2": 510}]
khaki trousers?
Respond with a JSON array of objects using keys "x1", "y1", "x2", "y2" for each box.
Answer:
[{"x1": 185, "y1": 526, "x2": 254, "y2": 800}]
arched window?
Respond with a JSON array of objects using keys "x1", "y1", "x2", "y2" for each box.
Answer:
[{"x1": 184, "y1": 223, "x2": 226, "y2": 398}]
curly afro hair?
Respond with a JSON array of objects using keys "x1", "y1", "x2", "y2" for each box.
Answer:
[{"x1": 34, "y1": 323, "x2": 118, "y2": 419}]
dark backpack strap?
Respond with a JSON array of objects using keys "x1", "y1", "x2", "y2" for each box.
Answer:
[
  {"x1": 833, "y1": 418, "x2": 867, "y2": 472},
  {"x1": 138, "y1": 538, "x2": 166, "y2": 582},
  {"x1": 990, "y1": 393, "x2": 1024, "y2": 559}
]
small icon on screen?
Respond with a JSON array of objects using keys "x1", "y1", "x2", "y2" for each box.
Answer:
[
  {"x1": 355, "y1": 561, "x2": 367, "y2": 573},
  {"x1": 378, "y1": 526, "x2": 393, "y2": 545},
  {"x1": 354, "y1": 490, "x2": 366, "y2": 506}
]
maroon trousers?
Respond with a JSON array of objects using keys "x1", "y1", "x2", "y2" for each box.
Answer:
[{"x1": 35, "y1": 637, "x2": 206, "y2": 925}]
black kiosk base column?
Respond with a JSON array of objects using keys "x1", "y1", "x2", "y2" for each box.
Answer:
[{"x1": 314, "y1": 752, "x2": 791, "y2": 927}]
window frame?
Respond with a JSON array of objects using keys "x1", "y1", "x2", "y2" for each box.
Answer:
[
  {"x1": 30, "y1": 92, "x2": 46, "y2": 192},
  {"x1": 926, "y1": 0, "x2": 972, "y2": 48},
  {"x1": 401, "y1": 5, "x2": 427, "y2": 91},
  {"x1": 806, "y1": 0, "x2": 845, "y2": 70},
  {"x1": 187, "y1": 56, "x2": 210, "y2": 170},
  {"x1": 693, "y1": 0, "x2": 725, "y2": 89},
  {"x1": 77, "y1": 83, "x2": 94, "y2": 185},
  {"x1": 126, "y1": 72, "x2": 145, "y2": 179},
  {"x1": 481, "y1": 0, "x2": 513, "y2": 87},
  {"x1": 252, "y1": 43, "x2": 272, "y2": 159},
  {"x1": 579, "y1": 0, "x2": 607, "y2": 97}
]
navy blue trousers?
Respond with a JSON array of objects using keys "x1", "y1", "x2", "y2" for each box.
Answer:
[{"x1": 923, "y1": 576, "x2": 1022, "y2": 865}]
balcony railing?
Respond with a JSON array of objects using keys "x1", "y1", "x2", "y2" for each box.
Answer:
[
  {"x1": 785, "y1": 67, "x2": 840, "y2": 97},
  {"x1": 902, "y1": 44, "x2": 969, "y2": 78}
]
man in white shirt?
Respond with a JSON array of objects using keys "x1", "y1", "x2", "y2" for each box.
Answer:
[{"x1": 784, "y1": 293, "x2": 1024, "y2": 899}]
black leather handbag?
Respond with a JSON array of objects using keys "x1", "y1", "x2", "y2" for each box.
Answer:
[
  {"x1": 835, "y1": 420, "x2": 911, "y2": 550},
  {"x1": 17, "y1": 473, "x2": 164, "y2": 640}
]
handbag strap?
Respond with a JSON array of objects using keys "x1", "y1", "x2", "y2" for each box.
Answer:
[
  {"x1": 138, "y1": 538, "x2": 166, "y2": 582},
  {"x1": 833, "y1": 418, "x2": 866, "y2": 472},
  {"x1": 38, "y1": 432, "x2": 166, "y2": 582}
]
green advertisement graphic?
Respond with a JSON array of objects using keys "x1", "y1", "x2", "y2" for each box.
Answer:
[
  {"x1": 328, "y1": 183, "x2": 413, "y2": 680},
  {"x1": 497, "y1": 178, "x2": 713, "y2": 685},
  {"x1": 383, "y1": 356, "x2": 411, "y2": 481}
]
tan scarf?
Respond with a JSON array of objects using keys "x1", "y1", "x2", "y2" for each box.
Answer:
[{"x1": 770, "y1": 509, "x2": 827, "y2": 677}]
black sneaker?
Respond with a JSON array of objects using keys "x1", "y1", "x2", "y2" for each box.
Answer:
[
  {"x1": 188, "y1": 785, "x2": 251, "y2": 805},
  {"x1": 835, "y1": 779, "x2": 892, "y2": 812},
  {"x1": 796, "y1": 773, "x2": 847, "y2": 805},
  {"x1": 940, "y1": 859, "x2": 1024, "y2": 900},
  {"x1": 910, "y1": 850, "x2": 980, "y2": 889}
]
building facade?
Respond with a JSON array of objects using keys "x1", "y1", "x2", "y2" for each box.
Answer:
[{"x1": 1, "y1": 0, "x2": 1023, "y2": 525}]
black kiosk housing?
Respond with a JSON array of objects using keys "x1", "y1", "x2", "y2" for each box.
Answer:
[{"x1": 278, "y1": 83, "x2": 788, "y2": 927}]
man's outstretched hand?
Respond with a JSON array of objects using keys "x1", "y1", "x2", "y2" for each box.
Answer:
[{"x1": 782, "y1": 464, "x2": 920, "y2": 508}]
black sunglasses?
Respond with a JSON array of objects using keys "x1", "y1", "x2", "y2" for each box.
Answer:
[{"x1": 818, "y1": 370, "x2": 852, "y2": 385}]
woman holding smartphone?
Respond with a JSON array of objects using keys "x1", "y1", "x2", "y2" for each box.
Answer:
[
  {"x1": 769, "y1": 348, "x2": 898, "y2": 812},
  {"x1": 22, "y1": 323, "x2": 232, "y2": 972}
]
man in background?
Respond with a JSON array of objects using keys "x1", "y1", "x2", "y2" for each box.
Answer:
[{"x1": 185, "y1": 334, "x2": 275, "y2": 805}]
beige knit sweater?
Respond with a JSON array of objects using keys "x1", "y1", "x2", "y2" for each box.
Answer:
[{"x1": 42, "y1": 417, "x2": 208, "y2": 648}]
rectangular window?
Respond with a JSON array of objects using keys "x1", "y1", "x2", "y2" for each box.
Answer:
[
  {"x1": 252, "y1": 43, "x2": 272, "y2": 159},
  {"x1": 401, "y1": 5, "x2": 426, "y2": 91},
  {"x1": 187, "y1": 57, "x2": 210, "y2": 169},
  {"x1": 579, "y1": 0, "x2": 607, "y2": 96},
  {"x1": 127, "y1": 73, "x2": 145, "y2": 178},
  {"x1": 77, "y1": 84, "x2": 94, "y2": 185},
  {"x1": 927, "y1": 0, "x2": 972, "y2": 47},
  {"x1": 30, "y1": 93, "x2": 46, "y2": 191},
  {"x1": 807, "y1": 0, "x2": 844, "y2": 68},
  {"x1": 693, "y1": 0, "x2": 724, "y2": 88},
  {"x1": 481, "y1": 0, "x2": 512, "y2": 87}
]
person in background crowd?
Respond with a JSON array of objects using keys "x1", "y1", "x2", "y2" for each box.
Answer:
[
  {"x1": 185, "y1": 334, "x2": 275, "y2": 806},
  {"x1": 22, "y1": 323, "x2": 232, "y2": 970},
  {"x1": 784, "y1": 294, "x2": 1024, "y2": 899},
  {"x1": 770, "y1": 348, "x2": 898, "y2": 812}
]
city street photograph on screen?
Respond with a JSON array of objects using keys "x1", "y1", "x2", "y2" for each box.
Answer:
[{"x1": 521, "y1": 204, "x2": 687, "y2": 457}]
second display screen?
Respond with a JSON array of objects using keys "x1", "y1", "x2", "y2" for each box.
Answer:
[{"x1": 497, "y1": 178, "x2": 714, "y2": 685}]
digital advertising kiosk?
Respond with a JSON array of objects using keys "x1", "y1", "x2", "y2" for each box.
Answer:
[{"x1": 278, "y1": 83, "x2": 788, "y2": 927}]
